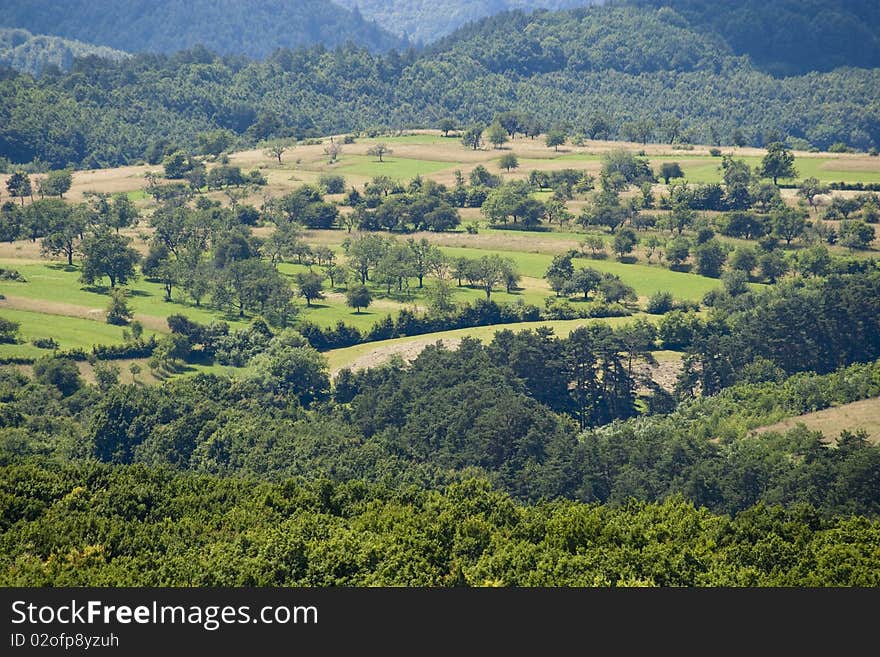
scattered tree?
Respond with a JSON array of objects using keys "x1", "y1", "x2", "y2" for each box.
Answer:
[
  {"x1": 498, "y1": 153, "x2": 519, "y2": 172},
  {"x1": 346, "y1": 284, "x2": 372, "y2": 313},
  {"x1": 659, "y1": 162, "x2": 684, "y2": 184},
  {"x1": 295, "y1": 271, "x2": 326, "y2": 307},
  {"x1": 545, "y1": 128, "x2": 566, "y2": 152},
  {"x1": 367, "y1": 143, "x2": 392, "y2": 162},
  {"x1": 80, "y1": 231, "x2": 140, "y2": 288},
  {"x1": 760, "y1": 142, "x2": 797, "y2": 185}
]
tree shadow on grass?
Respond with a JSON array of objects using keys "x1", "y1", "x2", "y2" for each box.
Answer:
[
  {"x1": 46, "y1": 263, "x2": 79, "y2": 273},
  {"x1": 81, "y1": 284, "x2": 151, "y2": 297}
]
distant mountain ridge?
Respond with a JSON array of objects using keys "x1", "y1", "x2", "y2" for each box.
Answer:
[
  {"x1": 0, "y1": 0, "x2": 405, "y2": 57},
  {"x1": 334, "y1": 1, "x2": 604, "y2": 43},
  {"x1": 0, "y1": 28, "x2": 129, "y2": 76},
  {"x1": 1, "y1": 1, "x2": 878, "y2": 168}
]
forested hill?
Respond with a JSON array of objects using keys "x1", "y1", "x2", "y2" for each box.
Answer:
[
  {"x1": 0, "y1": 28, "x2": 129, "y2": 77},
  {"x1": 0, "y1": 0, "x2": 405, "y2": 57},
  {"x1": 333, "y1": 1, "x2": 600, "y2": 43},
  {"x1": 1, "y1": 3, "x2": 879, "y2": 168},
  {"x1": 628, "y1": 0, "x2": 880, "y2": 75}
]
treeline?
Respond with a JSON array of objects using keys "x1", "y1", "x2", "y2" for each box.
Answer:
[
  {"x1": 680, "y1": 270, "x2": 880, "y2": 394},
  {"x1": 630, "y1": 0, "x2": 880, "y2": 75},
  {"x1": 1, "y1": 6, "x2": 878, "y2": 168},
  {"x1": 3, "y1": 463, "x2": 878, "y2": 586}
]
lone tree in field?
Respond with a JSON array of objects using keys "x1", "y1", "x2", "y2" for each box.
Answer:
[
  {"x1": 659, "y1": 162, "x2": 684, "y2": 184},
  {"x1": 367, "y1": 143, "x2": 392, "y2": 162},
  {"x1": 38, "y1": 170, "x2": 73, "y2": 198},
  {"x1": 612, "y1": 228, "x2": 638, "y2": 260},
  {"x1": 439, "y1": 118, "x2": 456, "y2": 137},
  {"x1": 295, "y1": 271, "x2": 325, "y2": 307},
  {"x1": 265, "y1": 144, "x2": 287, "y2": 164},
  {"x1": 346, "y1": 284, "x2": 372, "y2": 313},
  {"x1": 545, "y1": 128, "x2": 566, "y2": 152},
  {"x1": 760, "y1": 142, "x2": 797, "y2": 185},
  {"x1": 461, "y1": 124, "x2": 484, "y2": 151},
  {"x1": 80, "y1": 231, "x2": 140, "y2": 288},
  {"x1": 797, "y1": 177, "x2": 829, "y2": 213},
  {"x1": 487, "y1": 122, "x2": 508, "y2": 149},
  {"x1": 498, "y1": 153, "x2": 519, "y2": 172},
  {"x1": 6, "y1": 171, "x2": 32, "y2": 206}
]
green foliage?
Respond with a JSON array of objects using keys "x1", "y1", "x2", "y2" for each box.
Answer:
[
  {"x1": 346, "y1": 284, "x2": 372, "y2": 313},
  {"x1": 79, "y1": 231, "x2": 140, "y2": 288},
  {"x1": 31, "y1": 355, "x2": 81, "y2": 396},
  {"x1": 2, "y1": 461, "x2": 878, "y2": 586},
  {"x1": 760, "y1": 142, "x2": 798, "y2": 185},
  {"x1": 246, "y1": 331, "x2": 330, "y2": 406},
  {"x1": 0, "y1": 27, "x2": 128, "y2": 76},
  {"x1": 0, "y1": 317, "x2": 20, "y2": 344},
  {"x1": 105, "y1": 288, "x2": 133, "y2": 326}
]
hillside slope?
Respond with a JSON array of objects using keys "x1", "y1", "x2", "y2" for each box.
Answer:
[
  {"x1": 0, "y1": 0, "x2": 404, "y2": 56},
  {"x1": 629, "y1": 0, "x2": 880, "y2": 75},
  {"x1": 0, "y1": 28, "x2": 129, "y2": 76},
  {"x1": 333, "y1": 0, "x2": 601, "y2": 43}
]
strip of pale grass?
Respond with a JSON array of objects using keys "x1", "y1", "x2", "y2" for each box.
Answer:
[{"x1": 324, "y1": 313, "x2": 655, "y2": 372}]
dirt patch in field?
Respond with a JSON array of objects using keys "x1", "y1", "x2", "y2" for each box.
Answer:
[
  {"x1": 817, "y1": 157, "x2": 880, "y2": 172},
  {"x1": 634, "y1": 353, "x2": 683, "y2": 394},
  {"x1": 1, "y1": 294, "x2": 106, "y2": 320},
  {"x1": 66, "y1": 165, "x2": 156, "y2": 201}
]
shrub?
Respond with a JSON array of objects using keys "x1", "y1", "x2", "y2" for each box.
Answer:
[
  {"x1": 32, "y1": 356, "x2": 82, "y2": 396},
  {"x1": 32, "y1": 337, "x2": 59, "y2": 350},
  {"x1": 646, "y1": 291, "x2": 674, "y2": 314},
  {"x1": 0, "y1": 268, "x2": 26, "y2": 282},
  {"x1": 106, "y1": 288, "x2": 133, "y2": 325},
  {"x1": 0, "y1": 317, "x2": 20, "y2": 344}
]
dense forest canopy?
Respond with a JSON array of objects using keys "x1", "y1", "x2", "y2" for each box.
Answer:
[
  {"x1": 1, "y1": 3, "x2": 878, "y2": 168},
  {"x1": 630, "y1": 0, "x2": 880, "y2": 75},
  {"x1": 0, "y1": 0, "x2": 404, "y2": 57}
]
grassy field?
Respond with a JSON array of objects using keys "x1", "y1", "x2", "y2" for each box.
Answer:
[
  {"x1": 752, "y1": 397, "x2": 880, "y2": 445},
  {"x1": 336, "y1": 154, "x2": 456, "y2": 180},
  {"x1": 438, "y1": 245, "x2": 725, "y2": 300},
  {"x1": 0, "y1": 307, "x2": 145, "y2": 357},
  {"x1": 0, "y1": 260, "x2": 251, "y2": 332},
  {"x1": 13, "y1": 131, "x2": 874, "y2": 208}
]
